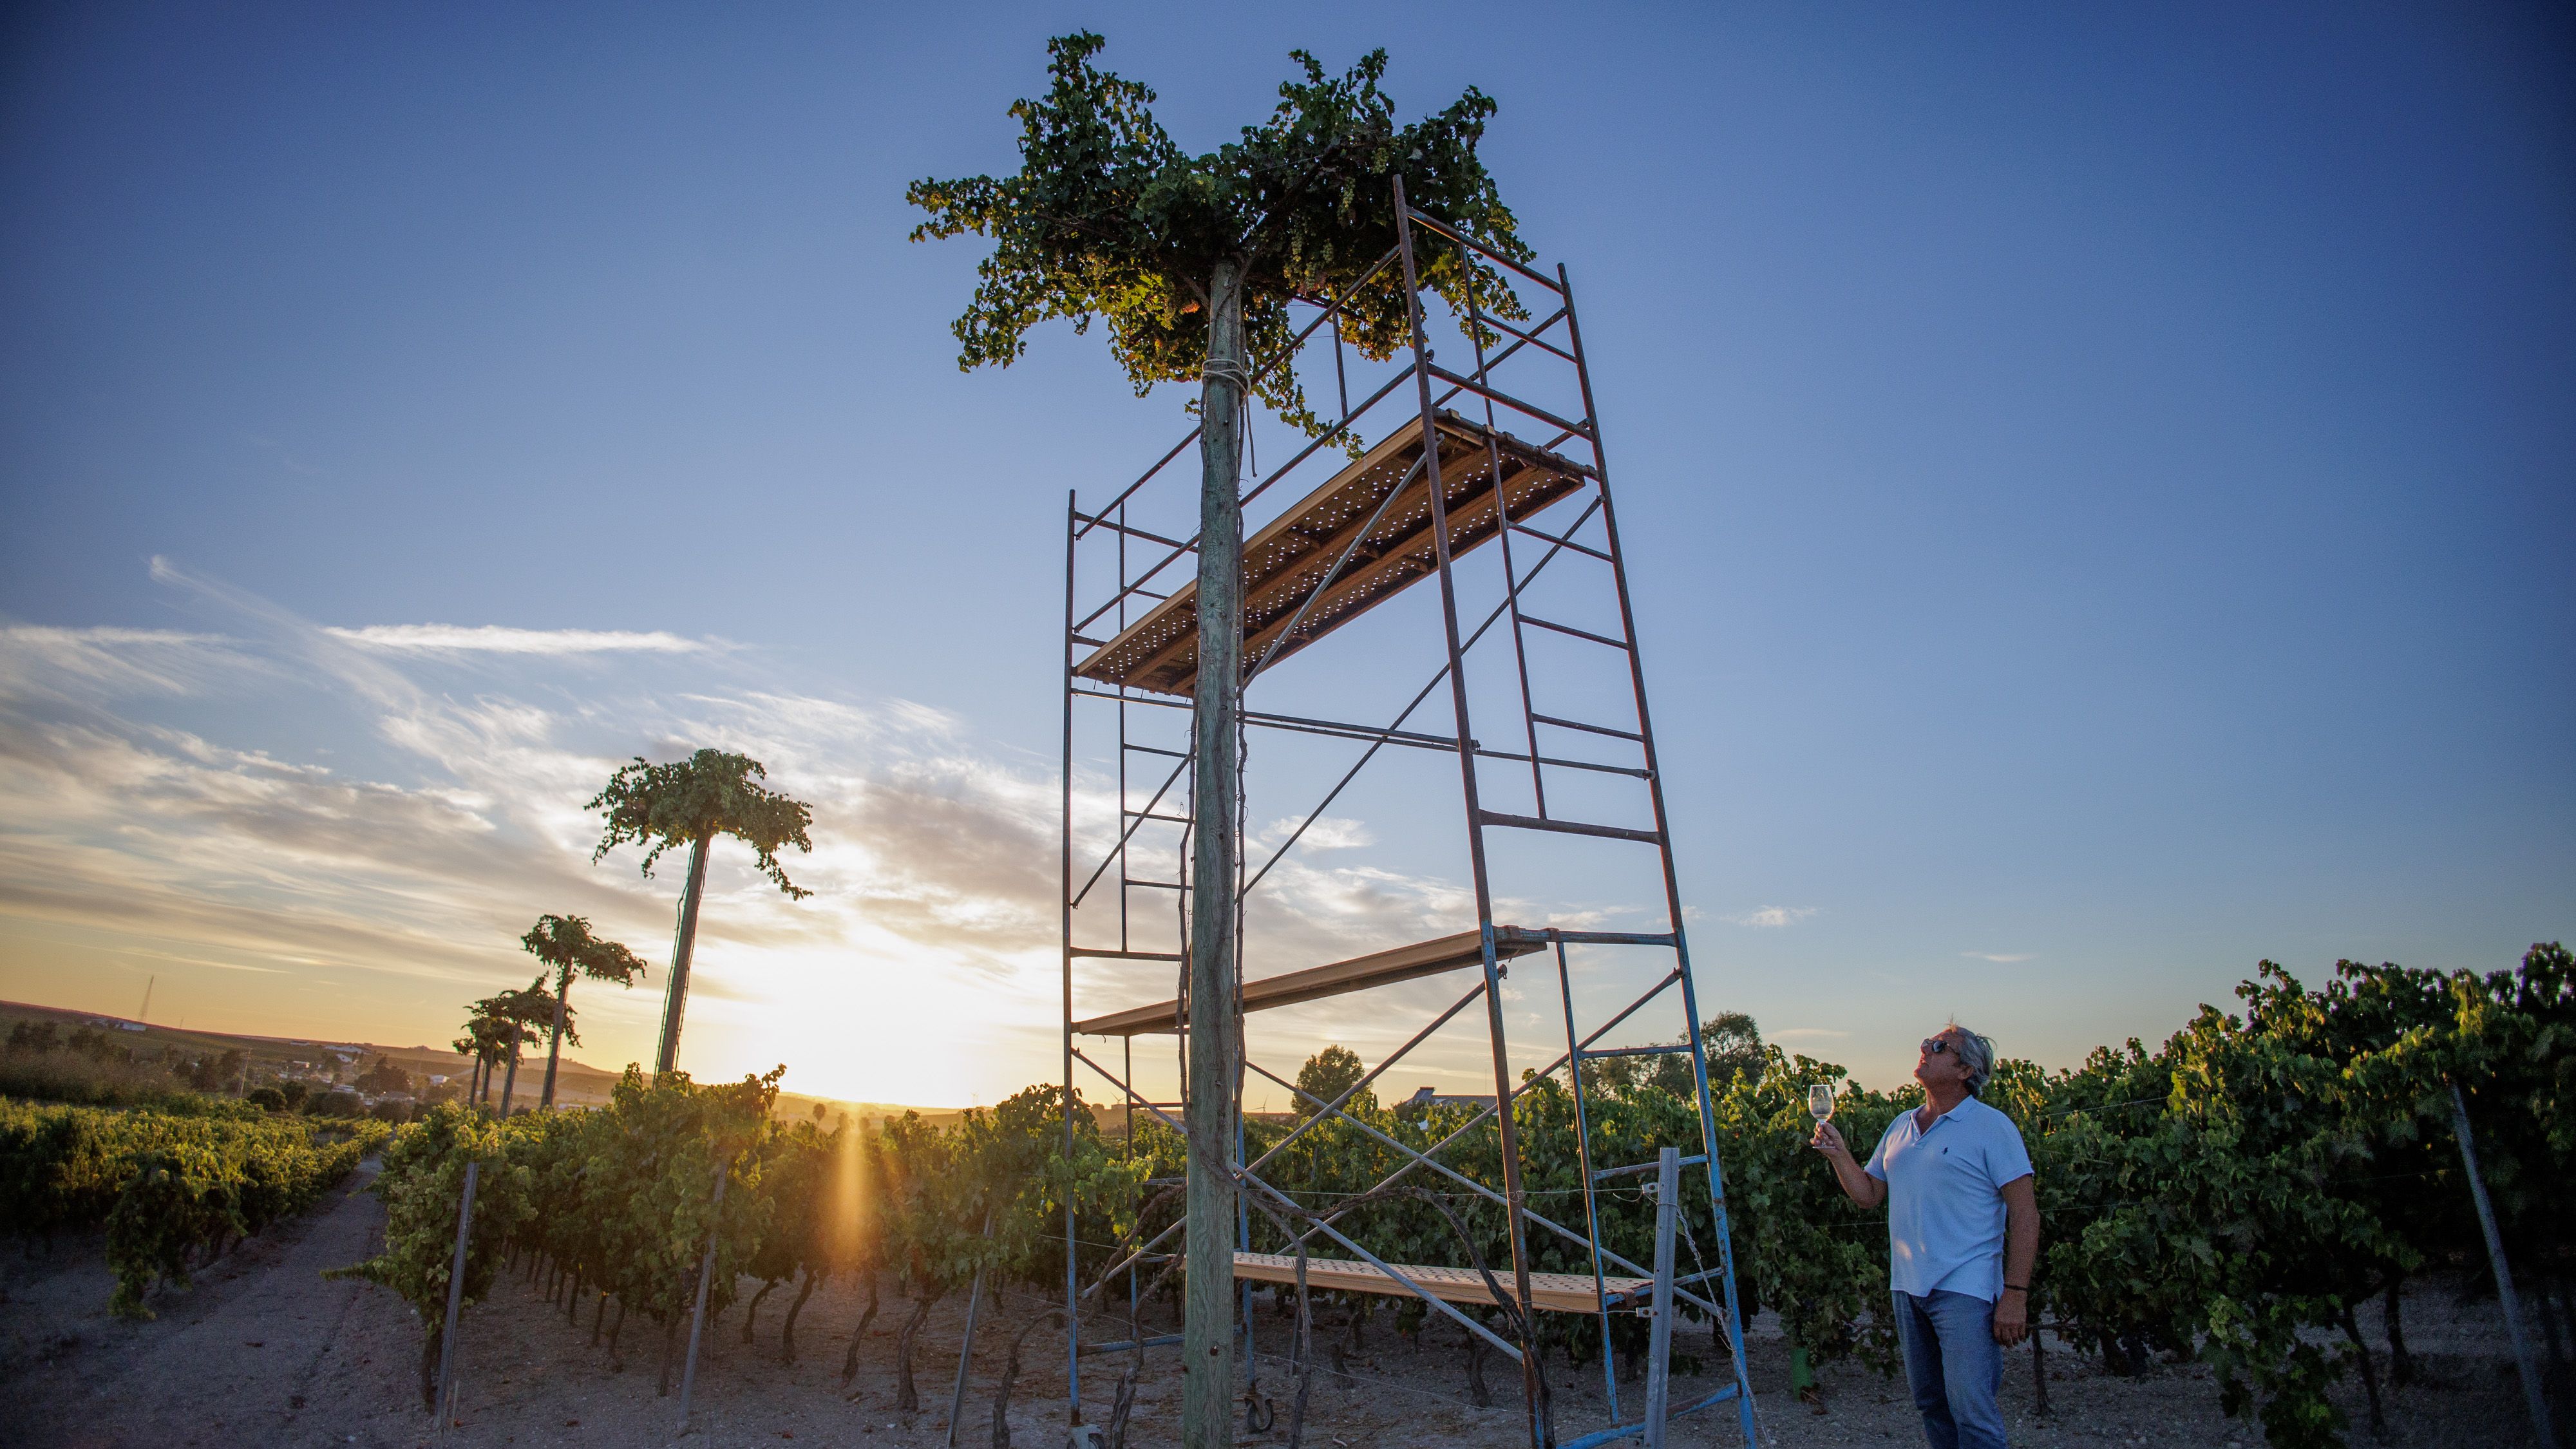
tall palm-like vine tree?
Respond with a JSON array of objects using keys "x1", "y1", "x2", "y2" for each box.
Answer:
[
  {"x1": 520, "y1": 913, "x2": 650, "y2": 1108},
  {"x1": 452, "y1": 1018, "x2": 507, "y2": 1106},
  {"x1": 909, "y1": 34, "x2": 1524, "y2": 1444},
  {"x1": 475, "y1": 979, "x2": 564, "y2": 1117},
  {"x1": 587, "y1": 748, "x2": 813, "y2": 1074}
]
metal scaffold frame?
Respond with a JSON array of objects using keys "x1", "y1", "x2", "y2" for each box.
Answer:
[{"x1": 1055, "y1": 190, "x2": 1759, "y2": 1449}]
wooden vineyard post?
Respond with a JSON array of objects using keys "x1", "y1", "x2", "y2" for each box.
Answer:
[
  {"x1": 2452, "y1": 1083, "x2": 2559, "y2": 1449},
  {"x1": 676, "y1": 1156, "x2": 732, "y2": 1435},
  {"x1": 434, "y1": 1159, "x2": 480, "y2": 1430},
  {"x1": 1182, "y1": 252, "x2": 1247, "y2": 1449}
]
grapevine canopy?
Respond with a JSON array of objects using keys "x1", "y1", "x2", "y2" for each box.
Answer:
[
  {"x1": 587, "y1": 748, "x2": 814, "y2": 898},
  {"x1": 475, "y1": 978, "x2": 567, "y2": 1045},
  {"x1": 908, "y1": 32, "x2": 1531, "y2": 439},
  {"x1": 520, "y1": 913, "x2": 650, "y2": 989}
]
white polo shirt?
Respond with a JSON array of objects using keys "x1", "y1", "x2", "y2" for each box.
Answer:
[{"x1": 1864, "y1": 1094, "x2": 2034, "y2": 1302}]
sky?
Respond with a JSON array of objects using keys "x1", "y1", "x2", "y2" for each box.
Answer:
[{"x1": 2, "y1": 3, "x2": 2569, "y2": 1109}]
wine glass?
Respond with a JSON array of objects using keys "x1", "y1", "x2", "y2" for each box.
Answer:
[{"x1": 1808, "y1": 1083, "x2": 1836, "y2": 1127}]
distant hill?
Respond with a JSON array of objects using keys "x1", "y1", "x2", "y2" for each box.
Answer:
[{"x1": 0, "y1": 999, "x2": 965, "y2": 1120}]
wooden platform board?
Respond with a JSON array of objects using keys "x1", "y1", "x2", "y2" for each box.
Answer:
[
  {"x1": 1233, "y1": 1251, "x2": 1647, "y2": 1316},
  {"x1": 1071, "y1": 927, "x2": 1546, "y2": 1037},
  {"x1": 1076, "y1": 411, "x2": 1589, "y2": 696}
]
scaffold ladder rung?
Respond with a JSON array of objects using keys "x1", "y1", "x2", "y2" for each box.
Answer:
[
  {"x1": 1510, "y1": 520, "x2": 1613, "y2": 563},
  {"x1": 1479, "y1": 810, "x2": 1663, "y2": 846},
  {"x1": 1530, "y1": 712, "x2": 1643, "y2": 743},
  {"x1": 1592, "y1": 1153, "x2": 1707, "y2": 1182},
  {"x1": 1519, "y1": 613, "x2": 1631, "y2": 651}
]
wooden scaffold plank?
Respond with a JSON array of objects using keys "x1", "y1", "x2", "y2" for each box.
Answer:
[
  {"x1": 1075, "y1": 411, "x2": 1589, "y2": 697},
  {"x1": 1071, "y1": 927, "x2": 1548, "y2": 1037},
  {"x1": 1233, "y1": 1252, "x2": 1648, "y2": 1316}
]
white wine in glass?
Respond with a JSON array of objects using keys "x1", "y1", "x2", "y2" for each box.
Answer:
[{"x1": 1809, "y1": 1083, "x2": 1836, "y2": 1126}]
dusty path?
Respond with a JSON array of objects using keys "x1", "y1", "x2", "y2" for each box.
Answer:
[{"x1": 0, "y1": 1157, "x2": 435, "y2": 1448}]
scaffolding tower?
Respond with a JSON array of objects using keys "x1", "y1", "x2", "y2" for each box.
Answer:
[{"x1": 1057, "y1": 195, "x2": 1759, "y2": 1449}]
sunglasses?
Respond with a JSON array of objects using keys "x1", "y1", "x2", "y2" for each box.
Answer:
[{"x1": 1920, "y1": 1037, "x2": 1956, "y2": 1056}]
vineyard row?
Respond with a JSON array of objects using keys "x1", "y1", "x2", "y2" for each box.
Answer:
[{"x1": 341, "y1": 944, "x2": 2570, "y2": 1449}]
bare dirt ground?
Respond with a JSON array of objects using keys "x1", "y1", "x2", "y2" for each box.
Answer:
[{"x1": 0, "y1": 1170, "x2": 2552, "y2": 1448}]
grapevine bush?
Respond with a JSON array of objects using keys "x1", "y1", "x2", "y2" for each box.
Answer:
[
  {"x1": 333, "y1": 1104, "x2": 532, "y2": 1404},
  {"x1": 336, "y1": 945, "x2": 2562, "y2": 1448},
  {"x1": 0, "y1": 1098, "x2": 384, "y2": 1316}
]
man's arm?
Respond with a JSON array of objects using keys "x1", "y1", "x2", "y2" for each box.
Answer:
[
  {"x1": 1993, "y1": 1174, "x2": 2038, "y2": 1346},
  {"x1": 1810, "y1": 1120, "x2": 1886, "y2": 1209}
]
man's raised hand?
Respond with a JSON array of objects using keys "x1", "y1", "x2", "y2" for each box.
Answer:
[{"x1": 1811, "y1": 1119, "x2": 1850, "y2": 1157}]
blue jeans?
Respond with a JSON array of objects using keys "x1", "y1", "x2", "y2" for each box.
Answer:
[{"x1": 1891, "y1": 1290, "x2": 2007, "y2": 1449}]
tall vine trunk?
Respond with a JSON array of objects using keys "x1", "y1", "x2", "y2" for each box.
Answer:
[
  {"x1": 781, "y1": 1267, "x2": 819, "y2": 1363},
  {"x1": 2031, "y1": 1311, "x2": 2050, "y2": 1417},
  {"x1": 540, "y1": 968, "x2": 573, "y2": 1108},
  {"x1": 2537, "y1": 1273, "x2": 2569, "y2": 1367},
  {"x1": 1182, "y1": 252, "x2": 1247, "y2": 1449},
  {"x1": 419, "y1": 1323, "x2": 442, "y2": 1412},
  {"x1": 655, "y1": 836, "x2": 712, "y2": 1075},
  {"x1": 1106, "y1": 1366, "x2": 1140, "y2": 1449},
  {"x1": 2384, "y1": 1276, "x2": 2415, "y2": 1387},
  {"x1": 1286, "y1": 1253, "x2": 1317, "y2": 1449},
  {"x1": 741, "y1": 1277, "x2": 779, "y2": 1343},
  {"x1": 841, "y1": 1269, "x2": 883, "y2": 1383},
  {"x1": 2339, "y1": 1302, "x2": 2387, "y2": 1434},
  {"x1": 988, "y1": 1308, "x2": 1071, "y2": 1449},
  {"x1": 894, "y1": 1289, "x2": 944, "y2": 1411},
  {"x1": 497, "y1": 1028, "x2": 521, "y2": 1117}
]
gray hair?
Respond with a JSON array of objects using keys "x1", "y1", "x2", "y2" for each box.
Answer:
[{"x1": 1947, "y1": 1023, "x2": 1996, "y2": 1095}]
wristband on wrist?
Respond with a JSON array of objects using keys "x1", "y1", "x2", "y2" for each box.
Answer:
[{"x1": 2003, "y1": 1283, "x2": 2029, "y2": 1293}]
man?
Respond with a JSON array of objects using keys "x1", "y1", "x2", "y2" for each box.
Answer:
[{"x1": 1812, "y1": 1025, "x2": 2038, "y2": 1449}]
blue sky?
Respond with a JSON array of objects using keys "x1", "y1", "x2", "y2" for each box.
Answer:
[{"x1": 2, "y1": 3, "x2": 2568, "y2": 1106}]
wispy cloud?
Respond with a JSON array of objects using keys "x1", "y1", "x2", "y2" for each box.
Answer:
[
  {"x1": 325, "y1": 624, "x2": 714, "y2": 655},
  {"x1": 1962, "y1": 952, "x2": 2035, "y2": 963},
  {"x1": 0, "y1": 624, "x2": 269, "y2": 702},
  {"x1": 1255, "y1": 814, "x2": 1376, "y2": 851},
  {"x1": 115, "y1": 946, "x2": 292, "y2": 976},
  {"x1": 1725, "y1": 905, "x2": 1818, "y2": 928},
  {"x1": 4, "y1": 563, "x2": 1633, "y2": 1102},
  {"x1": 1769, "y1": 1027, "x2": 1850, "y2": 1040}
]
